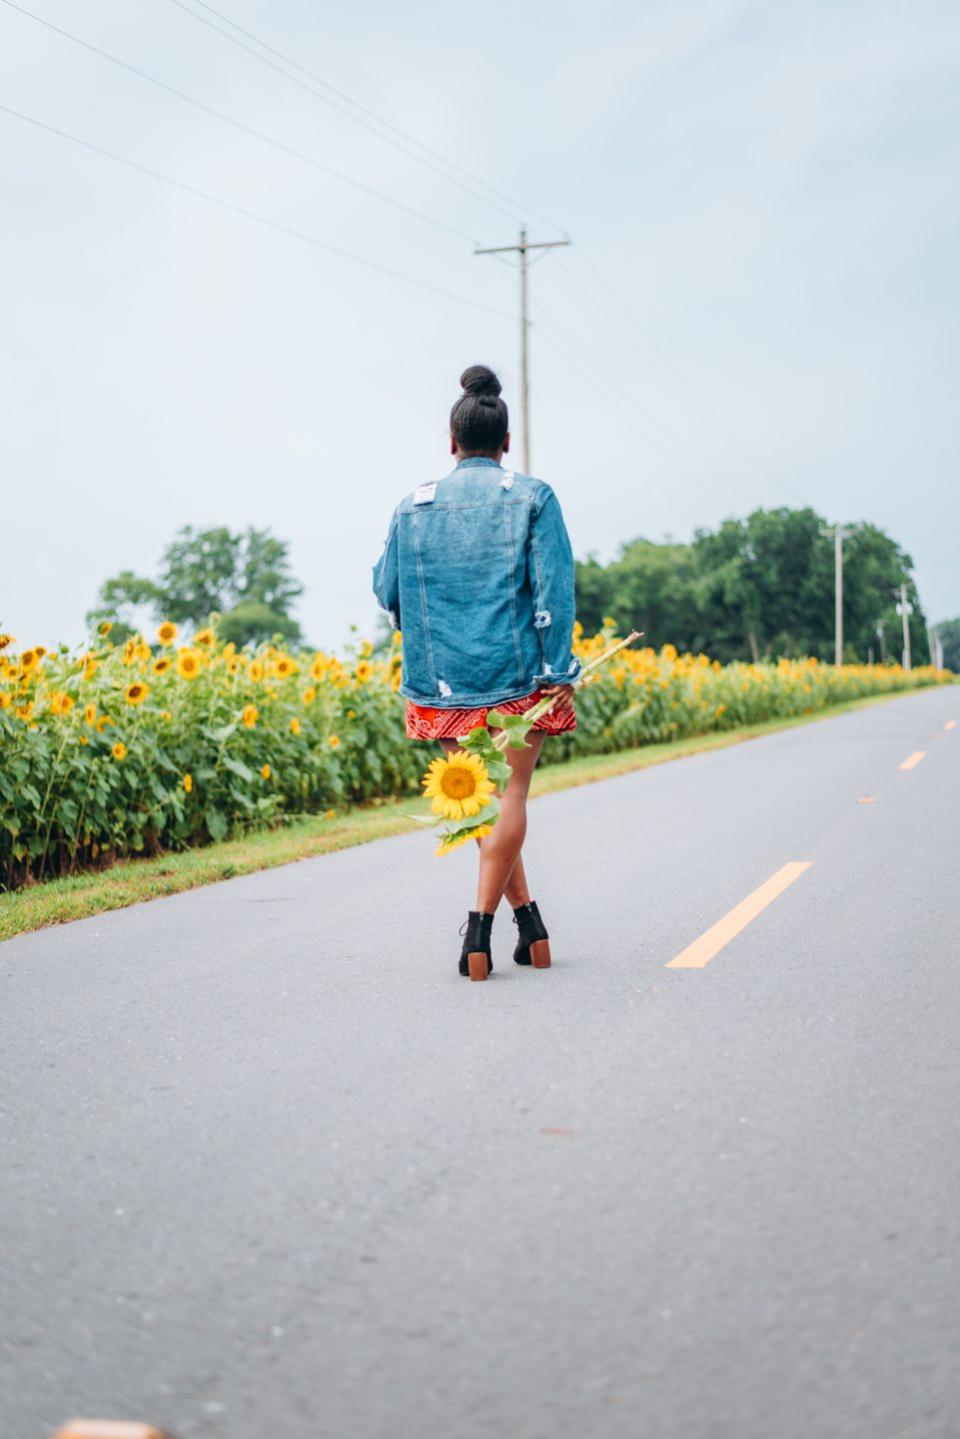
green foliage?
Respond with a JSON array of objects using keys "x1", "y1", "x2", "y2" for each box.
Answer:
[
  {"x1": 1, "y1": 626, "x2": 951, "y2": 893},
  {"x1": 577, "y1": 508, "x2": 929, "y2": 663},
  {"x1": 218, "y1": 602, "x2": 301, "y2": 647},
  {"x1": 86, "y1": 525, "x2": 304, "y2": 640},
  {"x1": 937, "y1": 617, "x2": 960, "y2": 672}
]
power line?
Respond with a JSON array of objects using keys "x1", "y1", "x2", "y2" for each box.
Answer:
[
  {"x1": 570, "y1": 249, "x2": 809, "y2": 507},
  {"x1": 0, "y1": 0, "x2": 480, "y2": 247},
  {"x1": 173, "y1": 0, "x2": 566, "y2": 236},
  {"x1": 163, "y1": 0, "x2": 540, "y2": 231},
  {"x1": 534, "y1": 298, "x2": 763, "y2": 509},
  {"x1": 532, "y1": 311, "x2": 743, "y2": 512},
  {"x1": 0, "y1": 102, "x2": 514, "y2": 320}
]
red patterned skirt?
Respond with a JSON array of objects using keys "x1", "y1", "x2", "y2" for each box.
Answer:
[{"x1": 406, "y1": 688, "x2": 577, "y2": 741}]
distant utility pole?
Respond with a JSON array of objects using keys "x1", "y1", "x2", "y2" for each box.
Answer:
[
  {"x1": 895, "y1": 582, "x2": 913, "y2": 670},
  {"x1": 928, "y1": 624, "x2": 944, "y2": 669},
  {"x1": 821, "y1": 524, "x2": 851, "y2": 666},
  {"x1": 475, "y1": 228, "x2": 570, "y2": 473}
]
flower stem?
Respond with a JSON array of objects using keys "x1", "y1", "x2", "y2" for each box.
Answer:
[{"x1": 492, "y1": 631, "x2": 642, "y2": 751}]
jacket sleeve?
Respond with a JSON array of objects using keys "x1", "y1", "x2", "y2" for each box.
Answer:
[
  {"x1": 526, "y1": 485, "x2": 581, "y2": 687},
  {"x1": 372, "y1": 508, "x2": 401, "y2": 631}
]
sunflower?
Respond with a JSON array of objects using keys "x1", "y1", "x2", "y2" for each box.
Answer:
[
  {"x1": 84, "y1": 703, "x2": 97, "y2": 726},
  {"x1": 354, "y1": 661, "x2": 373, "y2": 684},
  {"x1": 112, "y1": 741, "x2": 127, "y2": 760},
  {"x1": 0, "y1": 634, "x2": 13, "y2": 650},
  {"x1": 324, "y1": 808, "x2": 335, "y2": 819},
  {"x1": 96, "y1": 715, "x2": 113, "y2": 733},
  {"x1": 0, "y1": 690, "x2": 11, "y2": 709},
  {"x1": 302, "y1": 686, "x2": 316, "y2": 705},
  {"x1": 346, "y1": 708, "x2": 356, "y2": 720},
  {"x1": 183, "y1": 773, "x2": 193, "y2": 793},
  {"x1": 98, "y1": 621, "x2": 113, "y2": 637},
  {"x1": 249, "y1": 660, "x2": 264, "y2": 683},
  {"x1": 261, "y1": 763, "x2": 271, "y2": 780},
  {"x1": 176, "y1": 648, "x2": 201, "y2": 680},
  {"x1": 359, "y1": 639, "x2": 373, "y2": 659},
  {"x1": 194, "y1": 627, "x2": 215, "y2": 647},
  {"x1": 290, "y1": 717, "x2": 301, "y2": 735},
  {"x1": 123, "y1": 638, "x2": 138, "y2": 665},
  {"x1": 435, "y1": 823, "x2": 493, "y2": 857},
  {"x1": 242, "y1": 704, "x2": 258, "y2": 729},
  {"x1": 422, "y1": 751, "x2": 496, "y2": 820},
  {"x1": 19, "y1": 648, "x2": 39, "y2": 675},
  {"x1": 136, "y1": 641, "x2": 151, "y2": 663},
  {"x1": 157, "y1": 620, "x2": 178, "y2": 646},
  {"x1": 274, "y1": 654, "x2": 298, "y2": 679},
  {"x1": 309, "y1": 654, "x2": 326, "y2": 681},
  {"x1": 82, "y1": 654, "x2": 98, "y2": 680},
  {"x1": 328, "y1": 734, "x2": 341, "y2": 748},
  {"x1": 16, "y1": 702, "x2": 33, "y2": 722},
  {"x1": 392, "y1": 630, "x2": 403, "y2": 646},
  {"x1": 125, "y1": 682, "x2": 149, "y2": 706},
  {"x1": 152, "y1": 656, "x2": 171, "y2": 675},
  {"x1": 49, "y1": 691, "x2": 74, "y2": 715}
]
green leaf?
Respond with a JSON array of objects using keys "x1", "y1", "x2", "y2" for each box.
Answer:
[
  {"x1": 222, "y1": 755, "x2": 254, "y2": 782},
  {"x1": 205, "y1": 807, "x2": 228, "y2": 842},
  {"x1": 436, "y1": 797, "x2": 500, "y2": 836}
]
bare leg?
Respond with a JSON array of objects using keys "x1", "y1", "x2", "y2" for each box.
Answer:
[{"x1": 438, "y1": 734, "x2": 544, "y2": 911}]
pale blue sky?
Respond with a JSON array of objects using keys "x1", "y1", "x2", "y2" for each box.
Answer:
[{"x1": 2, "y1": 0, "x2": 958, "y2": 650}]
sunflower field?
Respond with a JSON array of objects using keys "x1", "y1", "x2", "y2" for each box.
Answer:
[{"x1": 0, "y1": 620, "x2": 951, "y2": 891}]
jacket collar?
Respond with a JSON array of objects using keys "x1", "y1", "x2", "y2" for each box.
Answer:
[{"x1": 454, "y1": 456, "x2": 501, "y2": 469}]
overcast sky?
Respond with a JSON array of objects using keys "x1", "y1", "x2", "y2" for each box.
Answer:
[{"x1": 2, "y1": 0, "x2": 958, "y2": 652}]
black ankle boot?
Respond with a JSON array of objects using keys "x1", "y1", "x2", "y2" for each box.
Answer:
[
  {"x1": 459, "y1": 911, "x2": 494, "y2": 981},
  {"x1": 512, "y1": 900, "x2": 551, "y2": 968}
]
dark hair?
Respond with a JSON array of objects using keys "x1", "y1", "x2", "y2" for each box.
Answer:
[{"x1": 449, "y1": 365, "x2": 509, "y2": 455}]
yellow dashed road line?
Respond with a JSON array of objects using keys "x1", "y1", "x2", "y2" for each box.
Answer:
[
  {"x1": 899, "y1": 751, "x2": 926, "y2": 771},
  {"x1": 667, "y1": 862, "x2": 812, "y2": 970}
]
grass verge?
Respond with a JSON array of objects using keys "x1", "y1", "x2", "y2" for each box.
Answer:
[{"x1": 0, "y1": 688, "x2": 930, "y2": 942}]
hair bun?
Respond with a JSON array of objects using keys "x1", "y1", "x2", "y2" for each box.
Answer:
[{"x1": 459, "y1": 364, "x2": 502, "y2": 399}]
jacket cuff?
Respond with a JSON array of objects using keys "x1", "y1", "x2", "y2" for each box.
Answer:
[{"x1": 533, "y1": 655, "x2": 582, "y2": 687}]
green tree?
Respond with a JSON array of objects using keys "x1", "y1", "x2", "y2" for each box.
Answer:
[
  {"x1": 87, "y1": 526, "x2": 304, "y2": 645},
  {"x1": 938, "y1": 617, "x2": 960, "y2": 671},
  {"x1": 574, "y1": 508, "x2": 929, "y2": 663},
  {"x1": 84, "y1": 570, "x2": 160, "y2": 644}
]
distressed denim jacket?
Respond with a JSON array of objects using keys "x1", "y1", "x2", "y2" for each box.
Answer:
[{"x1": 372, "y1": 457, "x2": 581, "y2": 708}]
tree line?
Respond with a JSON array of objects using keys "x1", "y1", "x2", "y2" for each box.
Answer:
[
  {"x1": 575, "y1": 507, "x2": 935, "y2": 665},
  {"x1": 88, "y1": 511, "x2": 952, "y2": 666}
]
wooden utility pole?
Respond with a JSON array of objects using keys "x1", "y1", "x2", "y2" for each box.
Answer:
[
  {"x1": 475, "y1": 229, "x2": 570, "y2": 473},
  {"x1": 821, "y1": 524, "x2": 851, "y2": 666},
  {"x1": 896, "y1": 582, "x2": 913, "y2": 670}
]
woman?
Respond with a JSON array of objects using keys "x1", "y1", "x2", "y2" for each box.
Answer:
[{"x1": 372, "y1": 364, "x2": 581, "y2": 979}]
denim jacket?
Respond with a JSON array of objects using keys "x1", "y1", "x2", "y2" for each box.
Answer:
[{"x1": 372, "y1": 457, "x2": 581, "y2": 708}]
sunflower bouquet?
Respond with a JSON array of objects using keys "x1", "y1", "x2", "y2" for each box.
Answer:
[{"x1": 417, "y1": 630, "x2": 641, "y2": 855}]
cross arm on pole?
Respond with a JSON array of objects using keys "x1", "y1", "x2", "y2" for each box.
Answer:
[{"x1": 474, "y1": 238, "x2": 571, "y2": 255}]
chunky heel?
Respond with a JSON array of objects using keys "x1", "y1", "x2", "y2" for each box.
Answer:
[
  {"x1": 529, "y1": 938, "x2": 551, "y2": 969},
  {"x1": 467, "y1": 951, "x2": 490, "y2": 981},
  {"x1": 512, "y1": 899, "x2": 551, "y2": 968},
  {"x1": 458, "y1": 911, "x2": 494, "y2": 979}
]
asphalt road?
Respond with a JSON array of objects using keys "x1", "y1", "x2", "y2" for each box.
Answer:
[{"x1": 3, "y1": 686, "x2": 959, "y2": 1439}]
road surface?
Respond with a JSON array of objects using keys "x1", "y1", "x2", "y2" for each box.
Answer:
[{"x1": 2, "y1": 686, "x2": 958, "y2": 1439}]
